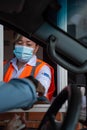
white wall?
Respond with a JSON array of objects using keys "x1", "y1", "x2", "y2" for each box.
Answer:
[{"x1": 0, "y1": 25, "x2": 3, "y2": 81}]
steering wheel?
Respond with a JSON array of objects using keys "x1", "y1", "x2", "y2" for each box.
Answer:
[{"x1": 38, "y1": 85, "x2": 81, "y2": 130}]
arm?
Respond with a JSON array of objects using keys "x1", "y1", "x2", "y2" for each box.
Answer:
[
  {"x1": 36, "y1": 65, "x2": 51, "y2": 96},
  {"x1": 0, "y1": 78, "x2": 37, "y2": 112}
]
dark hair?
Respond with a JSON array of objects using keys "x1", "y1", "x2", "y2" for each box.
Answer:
[{"x1": 14, "y1": 34, "x2": 38, "y2": 46}]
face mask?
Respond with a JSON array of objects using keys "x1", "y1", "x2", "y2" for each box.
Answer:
[{"x1": 13, "y1": 45, "x2": 34, "y2": 62}]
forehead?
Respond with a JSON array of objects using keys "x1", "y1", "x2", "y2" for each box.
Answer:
[
  {"x1": 18, "y1": 36, "x2": 36, "y2": 45},
  {"x1": 19, "y1": 36, "x2": 30, "y2": 41}
]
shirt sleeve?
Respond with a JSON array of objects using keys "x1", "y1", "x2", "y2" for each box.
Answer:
[
  {"x1": 0, "y1": 78, "x2": 37, "y2": 112},
  {"x1": 35, "y1": 65, "x2": 51, "y2": 96}
]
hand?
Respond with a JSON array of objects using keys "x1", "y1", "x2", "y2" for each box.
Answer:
[
  {"x1": 36, "y1": 81, "x2": 45, "y2": 96},
  {"x1": 26, "y1": 76, "x2": 45, "y2": 96}
]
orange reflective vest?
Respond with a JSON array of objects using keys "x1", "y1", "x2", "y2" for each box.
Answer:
[{"x1": 4, "y1": 59, "x2": 55, "y2": 100}]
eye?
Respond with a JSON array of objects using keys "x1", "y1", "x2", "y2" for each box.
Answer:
[
  {"x1": 27, "y1": 44, "x2": 31, "y2": 47},
  {"x1": 26, "y1": 42, "x2": 32, "y2": 47},
  {"x1": 16, "y1": 40, "x2": 23, "y2": 45}
]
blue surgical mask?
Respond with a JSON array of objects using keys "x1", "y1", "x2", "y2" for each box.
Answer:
[{"x1": 13, "y1": 45, "x2": 34, "y2": 62}]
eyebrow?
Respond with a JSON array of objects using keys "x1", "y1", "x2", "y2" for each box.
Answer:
[{"x1": 17, "y1": 40, "x2": 31, "y2": 42}]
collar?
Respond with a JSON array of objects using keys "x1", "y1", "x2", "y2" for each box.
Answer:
[{"x1": 10, "y1": 55, "x2": 37, "y2": 66}]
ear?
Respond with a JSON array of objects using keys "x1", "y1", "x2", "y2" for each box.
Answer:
[{"x1": 34, "y1": 45, "x2": 39, "y2": 54}]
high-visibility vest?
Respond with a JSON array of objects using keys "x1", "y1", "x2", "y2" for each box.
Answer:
[{"x1": 4, "y1": 59, "x2": 55, "y2": 100}]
